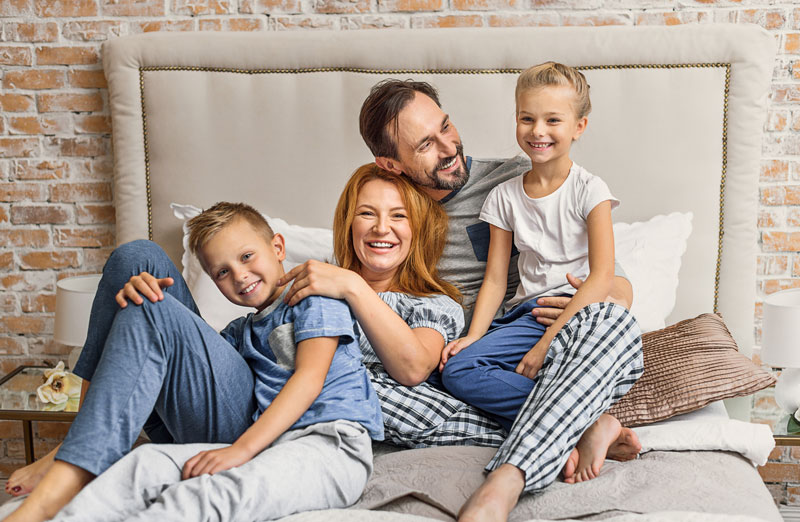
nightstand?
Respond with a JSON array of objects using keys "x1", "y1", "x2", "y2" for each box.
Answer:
[
  {"x1": 773, "y1": 413, "x2": 800, "y2": 447},
  {"x1": 0, "y1": 366, "x2": 81, "y2": 464}
]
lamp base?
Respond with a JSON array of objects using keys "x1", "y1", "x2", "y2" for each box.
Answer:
[{"x1": 775, "y1": 368, "x2": 800, "y2": 415}]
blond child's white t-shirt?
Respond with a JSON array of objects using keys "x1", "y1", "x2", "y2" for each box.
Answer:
[{"x1": 479, "y1": 162, "x2": 618, "y2": 312}]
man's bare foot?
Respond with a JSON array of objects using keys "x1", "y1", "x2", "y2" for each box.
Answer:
[
  {"x1": 4, "y1": 448, "x2": 58, "y2": 497},
  {"x1": 563, "y1": 414, "x2": 637, "y2": 484},
  {"x1": 458, "y1": 464, "x2": 524, "y2": 522},
  {"x1": 4, "y1": 461, "x2": 93, "y2": 522}
]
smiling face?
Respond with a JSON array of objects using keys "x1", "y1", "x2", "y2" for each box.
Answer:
[
  {"x1": 516, "y1": 85, "x2": 587, "y2": 172},
  {"x1": 377, "y1": 92, "x2": 469, "y2": 200},
  {"x1": 197, "y1": 218, "x2": 286, "y2": 312},
  {"x1": 351, "y1": 178, "x2": 413, "y2": 291}
]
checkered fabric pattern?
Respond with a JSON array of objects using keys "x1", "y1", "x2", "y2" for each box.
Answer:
[
  {"x1": 486, "y1": 302, "x2": 644, "y2": 492},
  {"x1": 366, "y1": 363, "x2": 507, "y2": 448}
]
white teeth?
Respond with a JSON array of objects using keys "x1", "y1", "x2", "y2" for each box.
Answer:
[
  {"x1": 532, "y1": 143, "x2": 552, "y2": 149},
  {"x1": 440, "y1": 156, "x2": 456, "y2": 170},
  {"x1": 241, "y1": 282, "x2": 258, "y2": 294},
  {"x1": 369, "y1": 242, "x2": 394, "y2": 248}
]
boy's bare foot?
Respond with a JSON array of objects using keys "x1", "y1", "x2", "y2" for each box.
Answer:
[
  {"x1": 458, "y1": 464, "x2": 524, "y2": 522},
  {"x1": 4, "y1": 448, "x2": 58, "y2": 497},
  {"x1": 4, "y1": 461, "x2": 93, "y2": 522},
  {"x1": 563, "y1": 414, "x2": 639, "y2": 484}
]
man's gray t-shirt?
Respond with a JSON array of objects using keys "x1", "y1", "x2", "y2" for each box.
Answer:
[{"x1": 439, "y1": 156, "x2": 527, "y2": 331}]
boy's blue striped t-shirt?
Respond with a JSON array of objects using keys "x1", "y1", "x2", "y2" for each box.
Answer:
[{"x1": 221, "y1": 294, "x2": 384, "y2": 440}]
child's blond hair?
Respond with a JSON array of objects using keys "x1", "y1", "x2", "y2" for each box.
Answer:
[
  {"x1": 186, "y1": 202, "x2": 274, "y2": 256},
  {"x1": 516, "y1": 62, "x2": 591, "y2": 119}
]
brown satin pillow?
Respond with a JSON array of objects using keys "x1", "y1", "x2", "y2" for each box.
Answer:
[{"x1": 607, "y1": 313, "x2": 776, "y2": 427}]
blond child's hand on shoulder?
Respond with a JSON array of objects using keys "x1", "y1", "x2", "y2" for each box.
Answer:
[
  {"x1": 182, "y1": 443, "x2": 256, "y2": 479},
  {"x1": 515, "y1": 337, "x2": 551, "y2": 380},
  {"x1": 439, "y1": 336, "x2": 479, "y2": 372}
]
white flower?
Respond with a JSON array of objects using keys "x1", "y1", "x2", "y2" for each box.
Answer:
[
  {"x1": 37, "y1": 361, "x2": 82, "y2": 407},
  {"x1": 795, "y1": 407, "x2": 800, "y2": 423}
]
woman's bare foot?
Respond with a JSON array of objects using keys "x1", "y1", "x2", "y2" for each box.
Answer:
[
  {"x1": 4, "y1": 447, "x2": 59, "y2": 497},
  {"x1": 563, "y1": 414, "x2": 638, "y2": 484},
  {"x1": 458, "y1": 464, "x2": 524, "y2": 522},
  {"x1": 4, "y1": 461, "x2": 93, "y2": 522}
]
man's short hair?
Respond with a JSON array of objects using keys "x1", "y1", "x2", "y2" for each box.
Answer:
[
  {"x1": 359, "y1": 79, "x2": 441, "y2": 160},
  {"x1": 186, "y1": 201, "x2": 274, "y2": 255}
]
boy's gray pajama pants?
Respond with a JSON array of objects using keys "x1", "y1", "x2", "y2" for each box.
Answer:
[{"x1": 51, "y1": 420, "x2": 372, "y2": 522}]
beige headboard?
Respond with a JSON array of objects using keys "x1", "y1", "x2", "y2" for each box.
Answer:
[{"x1": 102, "y1": 24, "x2": 773, "y2": 371}]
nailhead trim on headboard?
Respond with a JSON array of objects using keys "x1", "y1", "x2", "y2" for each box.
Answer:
[{"x1": 138, "y1": 63, "x2": 730, "y2": 313}]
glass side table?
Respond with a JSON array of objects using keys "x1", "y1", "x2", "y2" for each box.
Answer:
[
  {"x1": 0, "y1": 366, "x2": 82, "y2": 464},
  {"x1": 773, "y1": 413, "x2": 800, "y2": 447}
]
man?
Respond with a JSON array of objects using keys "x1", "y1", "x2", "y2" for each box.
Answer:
[{"x1": 359, "y1": 79, "x2": 643, "y2": 521}]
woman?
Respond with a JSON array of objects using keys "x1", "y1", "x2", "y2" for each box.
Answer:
[
  {"x1": 279, "y1": 164, "x2": 508, "y2": 447},
  {"x1": 2, "y1": 163, "x2": 481, "y2": 521}
]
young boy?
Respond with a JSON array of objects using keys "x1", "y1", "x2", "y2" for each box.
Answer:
[{"x1": 43, "y1": 202, "x2": 384, "y2": 522}]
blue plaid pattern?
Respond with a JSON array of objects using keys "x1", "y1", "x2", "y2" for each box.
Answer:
[
  {"x1": 486, "y1": 302, "x2": 644, "y2": 492},
  {"x1": 366, "y1": 363, "x2": 507, "y2": 447}
]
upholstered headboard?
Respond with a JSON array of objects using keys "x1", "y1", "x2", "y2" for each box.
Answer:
[{"x1": 102, "y1": 25, "x2": 773, "y2": 374}]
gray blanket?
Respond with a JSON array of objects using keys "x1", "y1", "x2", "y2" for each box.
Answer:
[{"x1": 355, "y1": 446, "x2": 781, "y2": 521}]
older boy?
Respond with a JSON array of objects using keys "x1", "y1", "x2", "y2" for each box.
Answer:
[{"x1": 9, "y1": 202, "x2": 382, "y2": 522}]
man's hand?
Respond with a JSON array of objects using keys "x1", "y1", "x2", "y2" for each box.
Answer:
[
  {"x1": 532, "y1": 274, "x2": 633, "y2": 326},
  {"x1": 115, "y1": 272, "x2": 174, "y2": 308},
  {"x1": 182, "y1": 444, "x2": 254, "y2": 479},
  {"x1": 515, "y1": 340, "x2": 549, "y2": 379},
  {"x1": 439, "y1": 336, "x2": 478, "y2": 372}
]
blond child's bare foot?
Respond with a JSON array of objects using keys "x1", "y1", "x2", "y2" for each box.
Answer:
[
  {"x1": 606, "y1": 426, "x2": 641, "y2": 462},
  {"x1": 458, "y1": 464, "x2": 524, "y2": 522},
  {"x1": 4, "y1": 447, "x2": 59, "y2": 497},
  {"x1": 563, "y1": 414, "x2": 633, "y2": 484},
  {"x1": 562, "y1": 448, "x2": 579, "y2": 480},
  {"x1": 4, "y1": 461, "x2": 93, "y2": 522}
]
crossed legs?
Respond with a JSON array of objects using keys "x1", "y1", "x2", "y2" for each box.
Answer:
[{"x1": 459, "y1": 303, "x2": 643, "y2": 521}]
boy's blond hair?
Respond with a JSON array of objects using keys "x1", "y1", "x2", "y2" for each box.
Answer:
[
  {"x1": 186, "y1": 202, "x2": 274, "y2": 255},
  {"x1": 516, "y1": 62, "x2": 592, "y2": 119}
]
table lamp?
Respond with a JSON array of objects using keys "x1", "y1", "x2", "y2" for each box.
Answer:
[
  {"x1": 54, "y1": 274, "x2": 102, "y2": 370},
  {"x1": 762, "y1": 288, "x2": 800, "y2": 415}
]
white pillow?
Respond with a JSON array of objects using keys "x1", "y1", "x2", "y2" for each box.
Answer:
[
  {"x1": 171, "y1": 203, "x2": 333, "y2": 331},
  {"x1": 172, "y1": 203, "x2": 691, "y2": 333},
  {"x1": 632, "y1": 401, "x2": 774, "y2": 466},
  {"x1": 613, "y1": 212, "x2": 693, "y2": 333}
]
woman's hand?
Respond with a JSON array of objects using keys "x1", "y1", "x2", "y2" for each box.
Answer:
[
  {"x1": 115, "y1": 272, "x2": 174, "y2": 308},
  {"x1": 279, "y1": 260, "x2": 360, "y2": 306},
  {"x1": 439, "y1": 336, "x2": 478, "y2": 372},
  {"x1": 515, "y1": 339, "x2": 550, "y2": 380},
  {"x1": 181, "y1": 444, "x2": 255, "y2": 480}
]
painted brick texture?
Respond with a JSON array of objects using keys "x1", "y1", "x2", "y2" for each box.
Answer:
[{"x1": 0, "y1": 0, "x2": 797, "y2": 510}]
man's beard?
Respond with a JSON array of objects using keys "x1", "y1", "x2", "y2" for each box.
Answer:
[{"x1": 418, "y1": 144, "x2": 470, "y2": 191}]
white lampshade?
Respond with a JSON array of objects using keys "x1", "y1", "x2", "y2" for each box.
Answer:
[
  {"x1": 54, "y1": 274, "x2": 102, "y2": 347},
  {"x1": 762, "y1": 288, "x2": 800, "y2": 414},
  {"x1": 762, "y1": 289, "x2": 800, "y2": 369}
]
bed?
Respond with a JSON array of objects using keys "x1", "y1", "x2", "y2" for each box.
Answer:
[{"x1": 99, "y1": 24, "x2": 781, "y2": 521}]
